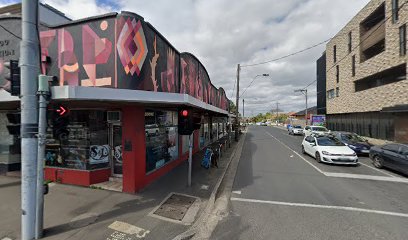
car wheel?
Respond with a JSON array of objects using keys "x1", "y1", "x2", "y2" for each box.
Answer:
[
  {"x1": 315, "y1": 152, "x2": 321, "y2": 163},
  {"x1": 301, "y1": 145, "x2": 306, "y2": 154},
  {"x1": 373, "y1": 155, "x2": 384, "y2": 168}
]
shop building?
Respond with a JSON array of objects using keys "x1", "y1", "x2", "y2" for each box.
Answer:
[
  {"x1": 324, "y1": 0, "x2": 408, "y2": 142},
  {"x1": 0, "y1": 11, "x2": 229, "y2": 193}
]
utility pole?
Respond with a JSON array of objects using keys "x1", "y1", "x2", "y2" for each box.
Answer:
[
  {"x1": 235, "y1": 64, "x2": 240, "y2": 141},
  {"x1": 294, "y1": 88, "x2": 308, "y2": 126},
  {"x1": 242, "y1": 99, "x2": 245, "y2": 119},
  {"x1": 21, "y1": 0, "x2": 40, "y2": 239},
  {"x1": 276, "y1": 102, "x2": 279, "y2": 124}
]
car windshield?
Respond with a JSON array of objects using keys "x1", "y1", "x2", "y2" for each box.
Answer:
[
  {"x1": 317, "y1": 137, "x2": 345, "y2": 146},
  {"x1": 293, "y1": 126, "x2": 302, "y2": 129},
  {"x1": 341, "y1": 134, "x2": 365, "y2": 143},
  {"x1": 311, "y1": 126, "x2": 328, "y2": 132}
]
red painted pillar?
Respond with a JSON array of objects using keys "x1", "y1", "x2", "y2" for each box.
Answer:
[{"x1": 122, "y1": 106, "x2": 145, "y2": 193}]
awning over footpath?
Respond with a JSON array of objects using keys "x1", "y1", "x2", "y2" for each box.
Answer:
[{"x1": 51, "y1": 86, "x2": 229, "y2": 115}]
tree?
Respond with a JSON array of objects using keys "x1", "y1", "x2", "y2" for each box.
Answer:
[{"x1": 229, "y1": 100, "x2": 237, "y2": 114}]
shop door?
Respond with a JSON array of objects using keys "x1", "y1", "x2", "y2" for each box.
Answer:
[{"x1": 110, "y1": 123, "x2": 123, "y2": 177}]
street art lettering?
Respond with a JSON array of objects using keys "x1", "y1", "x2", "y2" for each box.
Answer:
[
  {"x1": 89, "y1": 145, "x2": 110, "y2": 164},
  {"x1": 114, "y1": 145, "x2": 122, "y2": 164}
]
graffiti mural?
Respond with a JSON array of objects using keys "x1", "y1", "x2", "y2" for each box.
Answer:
[
  {"x1": 89, "y1": 145, "x2": 110, "y2": 164},
  {"x1": 37, "y1": 12, "x2": 228, "y2": 110}
]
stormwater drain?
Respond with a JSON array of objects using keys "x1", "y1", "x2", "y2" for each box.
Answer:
[{"x1": 152, "y1": 193, "x2": 197, "y2": 222}]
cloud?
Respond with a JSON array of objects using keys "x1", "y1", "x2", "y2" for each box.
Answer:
[{"x1": 10, "y1": 0, "x2": 371, "y2": 116}]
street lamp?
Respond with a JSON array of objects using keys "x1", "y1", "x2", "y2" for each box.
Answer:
[
  {"x1": 294, "y1": 89, "x2": 308, "y2": 126},
  {"x1": 235, "y1": 66, "x2": 269, "y2": 141}
]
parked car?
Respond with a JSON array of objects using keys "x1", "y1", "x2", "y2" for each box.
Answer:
[
  {"x1": 369, "y1": 143, "x2": 408, "y2": 175},
  {"x1": 260, "y1": 122, "x2": 268, "y2": 126},
  {"x1": 303, "y1": 125, "x2": 330, "y2": 136},
  {"x1": 331, "y1": 131, "x2": 372, "y2": 155},
  {"x1": 301, "y1": 134, "x2": 358, "y2": 165},
  {"x1": 145, "y1": 124, "x2": 159, "y2": 135},
  {"x1": 289, "y1": 125, "x2": 303, "y2": 135}
]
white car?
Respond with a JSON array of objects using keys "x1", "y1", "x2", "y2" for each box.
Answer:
[
  {"x1": 301, "y1": 135, "x2": 358, "y2": 165},
  {"x1": 289, "y1": 125, "x2": 303, "y2": 135},
  {"x1": 303, "y1": 125, "x2": 330, "y2": 136}
]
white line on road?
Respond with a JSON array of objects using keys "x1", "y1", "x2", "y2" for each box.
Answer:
[
  {"x1": 231, "y1": 197, "x2": 408, "y2": 218},
  {"x1": 265, "y1": 131, "x2": 325, "y2": 175},
  {"x1": 359, "y1": 162, "x2": 397, "y2": 178},
  {"x1": 324, "y1": 172, "x2": 408, "y2": 183}
]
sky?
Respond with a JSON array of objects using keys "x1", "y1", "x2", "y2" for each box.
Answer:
[{"x1": 2, "y1": 0, "x2": 371, "y2": 116}]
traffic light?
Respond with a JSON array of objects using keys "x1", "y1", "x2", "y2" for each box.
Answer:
[
  {"x1": 178, "y1": 109, "x2": 192, "y2": 135},
  {"x1": 178, "y1": 109, "x2": 202, "y2": 135},
  {"x1": 52, "y1": 105, "x2": 69, "y2": 140},
  {"x1": 4, "y1": 60, "x2": 20, "y2": 96}
]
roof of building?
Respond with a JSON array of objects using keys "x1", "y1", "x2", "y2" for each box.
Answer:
[
  {"x1": 294, "y1": 106, "x2": 317, "y2": 116},
  {"x1": 0, "y1": 3, "x2": 71, "y2": 21}
]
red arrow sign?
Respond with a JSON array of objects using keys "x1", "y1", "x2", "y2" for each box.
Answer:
[{"x1": 56, "y1": 105, "x2": 67, "y2": 116}]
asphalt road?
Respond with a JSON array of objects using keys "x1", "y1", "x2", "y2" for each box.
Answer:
[{"x1": 211, "y1": 126, "x2": 408, "y2": 240}]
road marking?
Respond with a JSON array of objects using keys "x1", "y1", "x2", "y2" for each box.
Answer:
[
  {"x1": 324, "y1": 172, "x2": 408, "y2": 183},
  {"x1": 231, "y1": 197, "x2": 408, "y2": 218},
  {"x1": 265, "y1": 131, "x2": 408, "y2": 184},
  {"x1": 108, "y1": 221, "x2": 150, "y2": 238},
  {"x1": 359, "y1": 162, "x2": 396, "y2": 178},
  {"x1": 232, "y1": 190, "x2": 241, "y2": 195},
  {"x1": 265, "y1": 131, "x2": 325, "y2": 175}
]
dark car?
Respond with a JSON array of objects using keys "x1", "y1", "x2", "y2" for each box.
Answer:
[
  {"x1": 369, "y1": 143, "x2": 408, "y2": 176},
  {"x1": 332, "y1": 131, "x2": 372, "y2": 155}
]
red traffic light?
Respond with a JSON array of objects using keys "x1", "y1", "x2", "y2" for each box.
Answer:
[
  {"x1": 181, "y1": 110, "x2": 189, "y2": 117},
  {"x1": 55, "y1": 105, "x2": 68, "y2": 116}
]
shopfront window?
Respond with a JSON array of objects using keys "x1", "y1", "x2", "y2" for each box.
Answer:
[
  {"x1": 0, "y1": 112, "x2": 20, "y2": 167},
  {"x1": 145, "y1": 110, "x2": 179, "y2": 173},
  {"x1": 45, "y1": 110, "x2": 110, "y2": 170},
  {"x1": 200, "y1": 116, "x2": 209, "y2": 149}
]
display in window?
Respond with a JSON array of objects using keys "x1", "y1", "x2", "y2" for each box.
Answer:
[
  {"x1": 89, "y1": 145, "x2": 110, "y2": 164},
  {"x1": 145, "y1": 110, "x2": 179, "y2": 173}
]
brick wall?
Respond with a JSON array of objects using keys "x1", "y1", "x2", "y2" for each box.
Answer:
[{"x1": 326, "y1": 0, "x2": 408, "y2": 114}]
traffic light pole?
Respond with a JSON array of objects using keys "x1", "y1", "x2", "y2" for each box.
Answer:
[
  {"x1": 188, "y1": 133, "x2": 192, "y2": 187},
  {"x1": 35, "y1": 76, "x2": 51, "y2": 239},
  {"x1": 21, "y1": 1, "x2": 40, "y2": 239}
]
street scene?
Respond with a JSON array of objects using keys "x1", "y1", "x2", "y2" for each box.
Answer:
[{"x1": 0, "y1": 0, "x2": 407, "y2": 239}]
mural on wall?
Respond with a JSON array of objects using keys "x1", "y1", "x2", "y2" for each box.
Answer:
[{"x1": 36, "y1": 13, "x2": 227, "y2": 110}]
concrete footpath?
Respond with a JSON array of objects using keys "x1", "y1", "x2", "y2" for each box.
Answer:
[{"x1": 0, "y1": 134, "x2": 246, "y2": 240}]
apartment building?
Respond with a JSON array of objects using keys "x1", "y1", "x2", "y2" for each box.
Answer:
[{"x1": 324, "y1": 0, "x2": 408, "y2": 142}]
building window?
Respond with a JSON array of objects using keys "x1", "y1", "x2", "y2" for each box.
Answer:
[
  {"x1": 400, "y1": 24, "x2": 406, "y2": 56},
  {"x1": 392, "y1": 0, "x2": 399, "y2": 23},
  {"x1": 360, "y1": 3, "x2": 385, "y2": 62},
  {"x1": 327, "y1": 89, "x2": 335, "y2": 99},
  {"x1": 45, "y1": 110, "x2": 110, "y2": 170},
  {"x1": 355, "y1": 64, "x2": 406, "y2": 92},
  {"x1": 145, "y1": 110, "x2": 179, "y2": 173},
  {"x1": 336, "y1": 87, "x2": 339, "y2": 97},
  {"x1": 333, "y1": 45, "x2": 337, "y2": 62},
  {"x1": 352, "y1": 55, "x2": 356, "y2": 76},
  {"x1": 348, "y1": 32, "x2": 352, "y2": 53},
  {"x1": 336, "y1": 65, "x2": 339, "y2": 83}
]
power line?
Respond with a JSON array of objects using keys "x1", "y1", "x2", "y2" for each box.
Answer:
[
  {"x1": 0, "y1": 24, "x2": 22, "y2": 40},
  {"x1": 240, "y1": 74, "x2": 269, "y2": 98},
  {"x1": 326, "y1": 1, "x2": 408, "y2": 73},
  {"x1": 241, "y1": 38, "x2": 331, "y2": 68}
]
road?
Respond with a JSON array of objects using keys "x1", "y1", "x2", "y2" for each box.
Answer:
[{"x1": 211, "y1": 126, "x2": 408, "y2": 240}]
